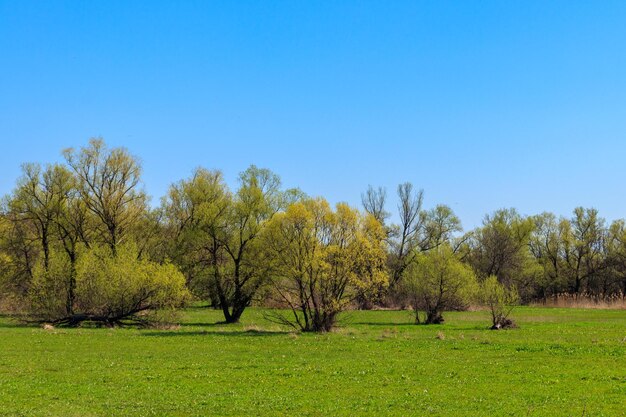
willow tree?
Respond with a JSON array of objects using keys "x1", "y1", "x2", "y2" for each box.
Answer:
[
  {"x1": 9, "y1": 163, "x2": 72, "y2": 271},
  {"x1": 467, "y1": 208, "x2": 540, "y2": 300},
  {"x1": 3, "y1": 163, "x2": 78, "y2": 308},
  {"x1": 162, "y1": 168, "x2": 230, "y2": 299},
  {"x1": 163, "y1": 165, "x2": 288, "y2": 323},
  {"x1": 402, "y1": 245, "x2": 477, "y2": 324},
  {"x1": 63, "y1": 138, "x2": 147, "y2": 254},
  {"x1": 560, "y1": 207, "x2": 607, "y2": 296},
  {"x1": 263, "y1": 198, "x2": 388, "y2": 332},
  {"x1": 362, "y1": 183, "x2": 462, "y2": 295}
]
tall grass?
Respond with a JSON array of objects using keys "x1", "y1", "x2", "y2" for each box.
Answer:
[{"x1": 532, "y1": 293, "x2": 626, "y2": 309}]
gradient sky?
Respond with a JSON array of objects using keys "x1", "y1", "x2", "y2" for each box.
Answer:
[{"x1": 1, "y1": 1, "x2": 626, "y2": 229}]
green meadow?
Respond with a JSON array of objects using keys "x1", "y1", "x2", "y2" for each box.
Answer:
[{"x1": 1, "y1": 307, "x2": 625, "y2": 416}]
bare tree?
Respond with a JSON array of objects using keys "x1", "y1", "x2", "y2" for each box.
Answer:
[
  {"x1": 389, "y1": 182, "x2": 424, "y2": 287},
  {"x1": 361, "y1": 185, "x2": 389, "y2": 224}
]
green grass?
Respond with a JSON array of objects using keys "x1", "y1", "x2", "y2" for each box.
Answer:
[{"x1": 1, "y1": 307, "x2": 625, "y2": 416}]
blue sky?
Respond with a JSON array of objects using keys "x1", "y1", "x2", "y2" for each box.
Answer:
[{"x1": 1, "y1": 1, "x2": 625, "y2": 229}]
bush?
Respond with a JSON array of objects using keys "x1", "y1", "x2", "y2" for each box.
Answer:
[
  {"x1": 29, "y1": 244, "x2": 190, "y2": 326},
  {"x1": 402, "y1": 245, "x2": 478, "y2": 324},
  {"x1": 28, "y1": 251, "x2": 71, "y2": 321},
  {"x1": 480, "y1": 275, "x2": 519, "y2": 329}
]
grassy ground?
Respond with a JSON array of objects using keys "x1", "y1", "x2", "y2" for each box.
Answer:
[{"x1": 0, "y1": 307, "x2": 625, "y2": 416}]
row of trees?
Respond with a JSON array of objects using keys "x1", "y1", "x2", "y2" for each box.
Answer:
[{"x1": 0, "y1": 139, "x2": 624, "y2": 331}]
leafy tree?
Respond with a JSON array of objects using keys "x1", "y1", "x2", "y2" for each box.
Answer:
[
  {"x1": 263, "y1": 199, "x2": 388, "y2": 332},
  {"x1": 529, "y1": 212, "x2": 567, "y2": 298},
  {"x1": 161, "y1": 168, "x2": 229, "y2": 296},
  {"x1": 0, "y1": 206, "x2": 38, "y2": 297},
  {"x1": 216, "y1": 165, "x2": 284, "y2": 323},
  {"x1": 163, "y1": 165, "x2": 288, "y2": 323},
  {"x1": 402, "y1": 245, "x2": 477, "y2": 324},
  {"x1": 362, "y1": 183, "x2": 462, "y2": 294},
  {"x1": 9, "y1": 163, "x2": 72, "y2": 271},
  {"x1": 2, "y1": 164, "x2": 77, "y2": 307},
  {"x1": 63, "y1": 138, "x2": 147, "y2": 254},
  {"x1": 560, "y1": 207, "x2": 607, "y2": 296},
  {"x1": 422, "y1": 205, "x2": 462, "y2": 251},
  {"x1": 605, "y1": 220, "x2": 626, "y2": 297},
  {"x1": 467, "y1": 208, "x2": 540, "y2": 300},
  {"x1": 480, "y1": 275, "x2": 519, "y2": 329}
]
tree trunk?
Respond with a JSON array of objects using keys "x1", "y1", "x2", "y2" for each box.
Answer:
[{"x1": 425, "y1": 310, "x2": 444, "y2": 324}]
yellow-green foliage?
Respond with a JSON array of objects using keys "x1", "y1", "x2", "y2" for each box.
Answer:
[
  {"x1": 28, "y1": 243, "x2": 189, "y2": 325},
  {"x1": 480, "y1": 275, "x2": 519, "y2": 328},
  {"x1": 28, "y1": 250, "x2": 71, "y2": 320},
  {"x1": 264, "y1": 198, "x2": 388, "y2": 331},
  {"x1": 75, "y1": 244, "x2": 190, "y2": 321},
  {"x1": 403, "y1": 245, "x2": 478, "y2": 323}
]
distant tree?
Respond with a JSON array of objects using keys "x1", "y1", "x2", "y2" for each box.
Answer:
[
  {"x1": 422, "y1": 205, "x2": 462, "y2": 251},
  {"x1": 361, "y1": 185, "x2": 389, "y2": 225},
  {"x1": 560, "y1": 207, "x2": 607, "y2": 296},
  {"x1": 401, "y1": 245, "x2": 477, "y2": 324},
  {"x1": 605, "y1": 220, "x2": 626, "y2": 297},
  {"x1": 263, "y1": 199, "x2": 388, "y2": 332},
  {"x1": 529, "y1": 212, "x2": 568, "y2": 298}
]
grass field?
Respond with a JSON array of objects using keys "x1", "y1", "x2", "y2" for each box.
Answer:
[{"x1": 0, "y1": 307, "x2": 625, "y2": 416}]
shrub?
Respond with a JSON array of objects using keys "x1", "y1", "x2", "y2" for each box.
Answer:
[
  {"x1": 29, "y1": 244, "x2": 189, "y2": 327},
  {"x1": 402, "y1": 245, "x2": 478, "y2": 324},
  {"x1": 480, "y1": 275, "x2": 519, "y2": 329}
]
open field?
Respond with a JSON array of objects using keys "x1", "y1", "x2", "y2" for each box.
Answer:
[{"x1": 1, "y1": 307, "x2": 625, "y2": 416}]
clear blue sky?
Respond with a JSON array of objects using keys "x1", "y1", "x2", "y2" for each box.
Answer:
[{"x1": 1, "y1": 1, "x2": 626, "y2": 229}]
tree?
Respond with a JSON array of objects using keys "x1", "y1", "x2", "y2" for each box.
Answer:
[
  {"x1": 422, "y1": 205, "x2": 462, "y2": 251},
  {"x1": 529, "y1": 212, "x2": 565, "y2": 298},
  {"x1": 401, "y1": 245, "x2": 477, "y2": 324},
  {"x1": 163, "y1": 165, "x2": 288, "y2": 323},
  {"x1": 480, "y1": 275, "x2": 519, "y2": 329},
  {"x1": 361, "y1": 185, "x2": 389, "y2": 225},
  {"x1": 560, "y1": 207, "x2": 607, "y2": 296},
  {"x1": 605, "y1": 220, "x2": 626, "y2": 297},
  {"x1": 9, "y1": 163, "x2": 71, "y2": 271},
  {"x1": 467, "y1": 208, "x2": 539, "y2": 300},
  {"x1": 389, "y1": 183, "x2": 425, "y2": 288},
  {"x1": 161, "y1": 168, "x2": 230, "y2": 297},
  {"x1": 362, "y1": 184, "x2": 462, "y2": 289},
  {"x1": 2, "y1": 163, "x2": 78, "y2": 307},
  {"x1": 63, "y1": 138, "x2": 147, "y2": 254},
  {"x1": 263, "y1": 199, "x2": 388, "y2": 332}
]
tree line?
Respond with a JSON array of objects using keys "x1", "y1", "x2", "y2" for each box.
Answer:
[{"x1": 0, "y1": 139, "x2": 624, "y2": 331}]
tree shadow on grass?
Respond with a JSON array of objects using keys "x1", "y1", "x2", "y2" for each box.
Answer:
[
  {"x1": 178, "y1": 322, "x2": 226, "y2": 327},
  {"x1": 142, "y1": 329, "x2": 289, "y2": 337},
  {"x1": 347, "y1": 321, "x2": 417, "y2": 327},
  {"x1": 0, "y1": 313, "x2": 37, "y2": 328},
  {"x1": 0, "y1": 321, "x2": 32, "y2": 329},
  {"x1": 344, "y1": 320, "x2": 492, "y2": 332}
]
